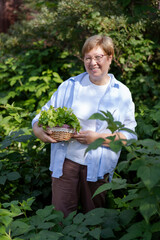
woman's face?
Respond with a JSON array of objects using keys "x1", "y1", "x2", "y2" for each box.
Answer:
[{"x1": 84, "y1": 46, "x2": 112, "y2": 85}]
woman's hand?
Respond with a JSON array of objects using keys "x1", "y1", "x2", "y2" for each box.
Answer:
[
  {"x1": 73, "y1": 130, "x2": 100, "y2": 145},
  {"x1": 32, "y1": 121, "x2": 57, "y2": 143},
  {"x1": 73, "y1": 130, "x2": 127, "y2": 146}
]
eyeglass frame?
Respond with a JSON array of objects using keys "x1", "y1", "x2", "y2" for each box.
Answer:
[{"x1": 84, "y1": 54, "x2": 107, "y2": 63}]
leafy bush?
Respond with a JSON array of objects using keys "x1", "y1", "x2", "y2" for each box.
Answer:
[{"x1": 1, "y1": 135, "x2": 160, "y2": 240}]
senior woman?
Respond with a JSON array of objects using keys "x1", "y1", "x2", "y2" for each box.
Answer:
[{"x1": 32, "y1": 35, "x2": 137, "y2": 217}]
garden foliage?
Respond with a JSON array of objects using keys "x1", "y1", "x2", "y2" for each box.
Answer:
[{"x1": 0, "y1": 0, "x2": 160, "y2": 239}]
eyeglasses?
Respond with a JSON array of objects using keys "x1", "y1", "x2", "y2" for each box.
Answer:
[{"x1": 84, "y1": 54, "x2": 106, "y2": 63}]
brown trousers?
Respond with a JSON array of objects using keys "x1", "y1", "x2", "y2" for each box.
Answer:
[{"x1": 51, "y1": 158, "x2": 109, "y2": 217}]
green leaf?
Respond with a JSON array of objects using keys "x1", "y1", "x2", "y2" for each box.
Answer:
[
  {"x1": 2, "y1": 200, "x2": 19, "y2": 208},
  {"x1": 10, "y1": 204, "x2": 22, "y2": 217},
  {"x1": 89, "y1": 113, "x2": 106, "y2": 121},
  {"x1": 77, "y1": 226, "x2": 89, "y2": 236},
  {"x1": 109, "y1": 139, "x2": 123, "y2": 153},
  {"x1": 0, "y1": 235, "x2": 11, "y2": 240},
  {"x1": 41, "y1": 76, "x2": 51, "y2": 84},
  {"x1": 29, "y1": 76, "x2": 39, "y2": 81},
  {"x1": 73, "y1": 213, "x2": 85, "y2": 224},
  {"x1": 140, "y1": 196, "x2": 158, "y2": 223},
  {"x1": 63, "y1": 210, "x2": 77, "y2": 226},
  {"x1": 11, "y1": 220, "x2": 30, "y2": 237},
  {"x1": 137, "y1": 166, "x2": 160, "y2": 190},
  {"x1": 101, "y1": 228, "x2": 115, "y2": 239},
  {"x1": 137, "y1": 139, "x2": 160, "y2": 153},
  {"x1": 53, "y1": 72, "x2": 63, "y2": 83},
  {"x1": 7, "y1": 172, "x2": 21, "y2": 181},
  {"x1": 120, "y1": 127, "x2": 137, "y2": 136},
  {"x1": 151, "y1": 221, "x2": 160, "y2": 233},
  {"x1": 85, "y1": 138, "x2": 104, "y2": 154},
  {"x1": 85, "y1": 208, "x2": 105, "y2": 218},
  {"x1": 36, "y1": 83, "x2": 49, "y2": 97},
  {"x1": 0, "y1": 137, "x2": 12, "y2": 149},
  {"x1": 0, "y1": 73, "x2": 9, "y2": 79},
  {"x1": 0, "y1": 226, "x2": 6, "y2": 235},
  {"x1": 15, "y1": 135, "x2": 32, "y2": 142},
  {"x1": 37, "y1": 222, "x2": 55, "y2": 230},
  {"x1": 63, "y1": 224, "x2": 77, "y2": 235},
  {"x1": 89, "y1": 228, "x2": 101, "y2": 240},
  {"x1": 30, "y1": 215, "x2": 43, "y2": 227},
  {"x1": 82, "y1": 208, "x2": 104, "y2": 226},
  {"x1": 9, "y1": 75, "x2": 23, "y2": 86},
  {"x1": 21, "y1": 198, "x2": 35, "y2": 211},
  {"x1": 120, "y1": 189, "x2": 138, "y2": 204},
  {"x1": 36, "y1": 205, "x2": 54, "y2": 218},
  {"x1": 100, "y1": 110, "x2": 114, "y2": 121},
  {"x1": 68, "y1": 231, "x2": 85, "y2": 238},
  {"x1": 119, "y1": 209, "x2": 135, "y2": 226},
  {"x1": 0, "y1": 162, "x2": 3, "y2": 170},
  {"x1": 0, "y1": 176, "x2": 7, "y2": 185},
  {"x1": 44, "y1": 214, "x2": 60, "y2": 222},
  {"x1": 0, "y1": 209, "x2": 12, "y2": 217},
  {"x1": 15, "y1": 114, "x2": 22, "y2": 123},
  {"x1": 143, "y1": 231, "x2": 152, "y2": 240},
  {"x1": 83, "y1": 216, "x2": 103, "y2": 226},
  {"x1": 36, "y1": 230, "x2": 63, "y2": 240},
  {"x1": 0, "y1": 216, "x2": 13, "y2": 227},
  {"x1": 119, "y1": 221, "x2": 145, "y2": 240},
  {"x1": 151, "y1": 110, "x2": 160, "y2": 124},
  {"x1": 92, "y1": 178, "x2": 127, "y2": 198},
  {"x1": 128, "y1": 158, "x2": 145, "y2": 171},
  {"x1": 117, "y1": 160, "x2": 129, "y2": 172}
]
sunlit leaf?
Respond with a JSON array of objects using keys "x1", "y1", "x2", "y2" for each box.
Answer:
[{"x1": 89, "y1": 113, "x2": 106, "y2": 121}]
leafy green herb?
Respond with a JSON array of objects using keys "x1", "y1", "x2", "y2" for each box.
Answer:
[{"x1": 38, "y1": 106, "x2": 81, "y2": 132}]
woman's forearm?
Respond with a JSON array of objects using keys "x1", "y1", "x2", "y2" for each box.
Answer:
[{"x1": 98, "y1": 132, "x2": 127, "y2": 147}]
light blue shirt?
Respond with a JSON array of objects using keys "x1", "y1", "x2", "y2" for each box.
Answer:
[{"x1": 32, "y1": 72, "x2": 137, "y2": 182}]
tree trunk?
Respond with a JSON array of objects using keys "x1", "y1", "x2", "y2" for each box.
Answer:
[{"x1": 0, "y1": 0, "x2": 22, "y2": 33}]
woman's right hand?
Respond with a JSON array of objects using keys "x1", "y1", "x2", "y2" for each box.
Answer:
[{"x1": 32, "y1": 121, "x2": 57, "y2": 143}]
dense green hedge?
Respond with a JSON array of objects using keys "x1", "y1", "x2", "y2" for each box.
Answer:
[{"x1": 0, "y1": 0, "x2": 160, "y2": 239}]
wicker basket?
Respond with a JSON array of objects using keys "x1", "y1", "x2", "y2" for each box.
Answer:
[{"x1": 45, "y1": 127, "x2": 75, "y2": 142}]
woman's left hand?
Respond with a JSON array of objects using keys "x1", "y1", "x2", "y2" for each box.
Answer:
[
  {"x1": 73, "y1": 130, "x2": 99, "y2": 145},
  {"x1": 73, "y1": 130, "x2": 127, "y2": 146}
]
